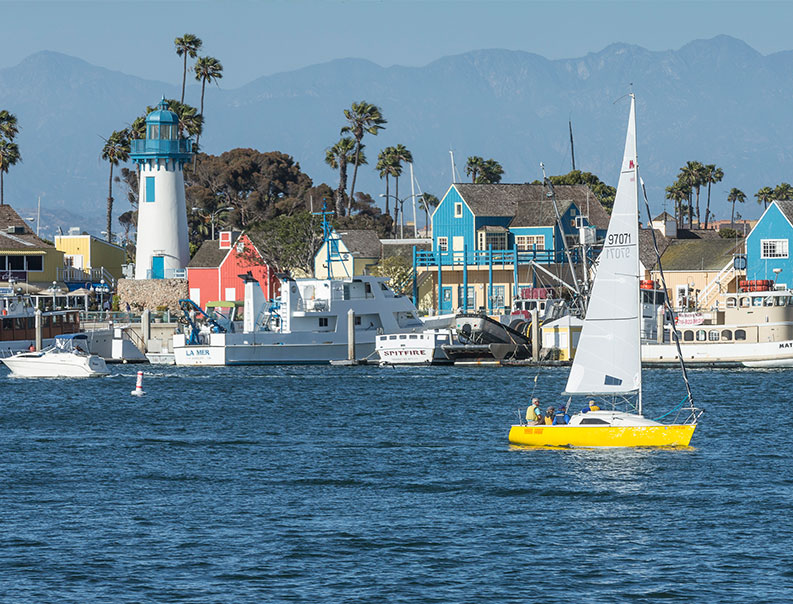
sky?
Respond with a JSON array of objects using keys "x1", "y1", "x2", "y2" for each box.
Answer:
[{"x1": 3, "y1": 0, "x2": 793, "y2": 89}]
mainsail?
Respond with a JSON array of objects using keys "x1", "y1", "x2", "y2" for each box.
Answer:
[{"x1": 565, "y1": 95, "x2": 641, "y2": 395}]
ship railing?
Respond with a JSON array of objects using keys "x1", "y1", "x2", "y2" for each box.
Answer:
[{"x1": 695, "y1": 259, "x2": 736, "y2": 310}]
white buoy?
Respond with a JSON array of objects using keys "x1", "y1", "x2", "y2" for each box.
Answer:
[{"x1": 130, "y1": 370, "x2": 145, "y2": 396}]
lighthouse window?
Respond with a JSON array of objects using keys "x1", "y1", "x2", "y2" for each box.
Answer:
[
  {"x1": 148, "y1": 124, "x2": 160, "y2": 140},
  {"x1": 145, "y1": 177, "x2": 156, "y2": 203}
]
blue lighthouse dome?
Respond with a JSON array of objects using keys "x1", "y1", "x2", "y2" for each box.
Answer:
[{"x1": 146, "y1": 98, "x2": 179, "y2": 125}]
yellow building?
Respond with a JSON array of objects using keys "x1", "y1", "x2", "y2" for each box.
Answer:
[
  {"x1": 54, "y1": 234, "x2": 126, "y2": 285},
  {"x1": 0, "y1": 205, "x2": 64, "y2": 288},
  {"x1": 314, "y1": 229, "x2": 381, "y2": 278}
]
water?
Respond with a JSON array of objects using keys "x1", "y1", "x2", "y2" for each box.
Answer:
[{"x1": 1, "y1": 364, "x2": 792, "y2": 603}]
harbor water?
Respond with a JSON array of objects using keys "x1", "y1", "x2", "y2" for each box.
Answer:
[{"x1": 1, "y1": 364, "x2": 791, "y2": 602}]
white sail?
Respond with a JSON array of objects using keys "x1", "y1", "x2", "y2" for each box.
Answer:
[{"x1": 565, "y1": 95, "x2": 641, "y2": 395}]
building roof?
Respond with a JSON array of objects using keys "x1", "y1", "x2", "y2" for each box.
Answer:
[
  {"x1": 658, "y1": 238, "x2": 742, "y2": 271},
  {"x1": 652, "y1": 211, "x2": 674, "y2": 221},
  {"x1": 454, "y1": 183, "x2": 611, "y2": 229},
  {"x1": 774, "y1": 200, "x2": 793, "y2": 226},
  {"x1": 336, "y1": 229, "x2": 381, "y2": 258},
  {"x1": 512, "y1": 199, "x2": 573, "y2": 228},
  {"x1": 638, "y1": 229, "x2": 670, "y2": 271},
  {"x1": 0, "y1": 205, "x2": 55, "y2": 252},
  {"x1": 381, "y1": 240, "x2": 431, "y2": 261},
  {"x1": 188, "y1": 238, "x2": 233, "y2": 268}
]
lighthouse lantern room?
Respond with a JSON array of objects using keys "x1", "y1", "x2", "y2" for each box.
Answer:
[{"x1": 130, "y1": 98, "x2": 193, "y2": 280}]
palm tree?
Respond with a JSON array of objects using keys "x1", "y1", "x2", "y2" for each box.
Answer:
[
  {"x1": 665, "y1": 181, "x2": 689, "y2": 229},
  {"x1": 481, "y1": 158, "x2": 504, "y2": 184},
  {"x1": 324, "y1": 137, "x2": 358, "y2": 216},
  {"x1": 418, "y1": 193, "x2": 440, "y2": 235},
  {"x1": 175, "y1": 34, "x2": 203, "y2": 104},
  {"x1": 755, "y1": 186, "x2": 774, "y2": 210},
  {"x1": 679, "y1": 160, "x2": 706, "y2": 227},
  {"x1": 341, "y1": 101, "x2": 386, "y2": 201},
  {"x1": 0, "y1": 139, "x2": 21, "y2": 206},
  {"x1": 465, "y1": 156, "x2": 486, "y2": 183},
  {"x1": 193, "y1": 56, "x2": 223, "y2": 148},
  {"x1": 101, "y1": 129, "x2": 131, "y2": 242},
  {"x1": 703, "y1": 164, "x2": 724, "y2": 229},
  {"x1": 376, "y1": 147, "x2": 396, "y2": 218},
  {"x1": 728, "y1": 188, "x2": 746, "y2": 227},
  {"x1": 0, "y1": 110, "x2": 19, "y2": 141},
  {"x1": 391, "y1": 144, "x2": 413, "y2": 235},
  {"x1": 774, "y1": 182, "x2": 793, "y2": 202}
]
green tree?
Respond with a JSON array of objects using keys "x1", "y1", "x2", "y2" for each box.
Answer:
[
  {"x1": 247, "y1": 211, "x2": 324, "y2": 274},
  {"x1": 665, "y1": 181, "x2": 689, "y2": 228},
  {"x1": 418, "y1": 193, "x2": 440, "y2": 233},
  {"x1": 132, "y1": 99, "x2": 203, "y2": 142},
  {"x1": 727, "y1": 187, "x2": 746, "y2": 226},
  {"x1": 193, "y1": 56, "x2": 223, "y2": 149},
  {"x1": 376, "y1": 147, "x2": 397, "y2": 218},
  {"x1": 341, "y1": 101, "x2": 386, "y2": 201},
  {"x1": 0, "y1": 139, "x2": 21, "y2": 206},
  {"x1": 324, "y1": 137, "x2": 359, "y2": 217},
  {"x1": 703, "y1": 164, "x2": 724, "y2": 229},
  {"x1": 755, "y1": 186, "x2": 774, "y2": 210},
  {"x1": 175, "y1": 34, "x2": 203, "y2": 104},
  {"x1": 773, "y1": 182, "x2": 793, "y2": 202},
  {"x1": 370, "y1": 255, "x2": 413, "y2": 294},
  {"x1": 0, "y1": 110, "x2": 19, "y2": 141},
  {"x1": 390, "y1": 143, "x2": 413, "y2": 237},
  {"x1": 719, "y1": 227, "x2": 743, "y2": 239},
  {"x1": 678, "y1": 160, "x2": 706, "y2": 228},
  {"x1": 481, "y1": 159, "x2": 504, "y2": 184},
  {"x1": 532, "y1": 170, "x2": 617, "y2": 214},
  {"x1": 101, "y1": 129, "x2": 131, "y2": 242},
  {"x1": 465, "y1": 156, "x2": 486, "y2": 183}
]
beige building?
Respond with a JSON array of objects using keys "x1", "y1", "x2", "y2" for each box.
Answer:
[
  {"x1": 314, "y1": 229, "x2": 382, "y2": 279},
  {"x1": 0, "y1": 205, "x2": 64, "y2": 288}
]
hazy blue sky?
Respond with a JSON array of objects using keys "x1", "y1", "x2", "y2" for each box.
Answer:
[{"x1": 3, "y1": 0, "x2": 793, "y2": 87}]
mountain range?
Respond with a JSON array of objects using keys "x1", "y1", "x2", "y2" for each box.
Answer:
[{"x1": 1, "y1": 35, "x2": 792, "y2": 236}]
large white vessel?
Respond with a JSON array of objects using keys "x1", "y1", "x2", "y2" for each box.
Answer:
[
  {"x1": 173, "y1": 274, "x2": 452, "y2": 365},
  {"x1": 642, "y1": 285, "x2": 793, "y2": 367}
]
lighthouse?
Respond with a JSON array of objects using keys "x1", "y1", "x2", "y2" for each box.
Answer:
[{"x1": 130, "y1": 99, "x2": 193, "y2": 280}]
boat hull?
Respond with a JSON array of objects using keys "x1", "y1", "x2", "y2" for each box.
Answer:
[
  {"x1": 508, "y1": 423, "x2": 696, "y2": 448},
  {"x1": 1, "y1": 353, "x2": 109, "y2": 378}
]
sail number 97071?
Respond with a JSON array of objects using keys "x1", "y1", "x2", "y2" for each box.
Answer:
[{"x1": 607, "y1": 233, "x2": 631, "y2": 246}]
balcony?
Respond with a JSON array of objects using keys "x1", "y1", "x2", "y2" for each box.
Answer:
[
  {"x1": 145, "y1": 268, "x2": 186, "y2": 279},
  {"x1": 414, "y1": 248, "x2": 591, "y2": 267},
  {"x1": 130, "y1": 138, "x2": 193, "y2": 157}
]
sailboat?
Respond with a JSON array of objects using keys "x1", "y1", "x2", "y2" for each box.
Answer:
[{"x1": 508, "y1": 94, "x2": 702, "y2": 448}]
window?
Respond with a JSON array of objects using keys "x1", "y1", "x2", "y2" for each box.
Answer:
[
  {"x1": 354, "y1": 316, "x2": 361, "y2": 325},
  {"x1": 145, "y1": 177, "x2": 156, "y2": 202},
  {"x1": 319, "y1": 318, "x2": 328, "y2": 327},
  {"x1": 516, "y1": 235, "x2": 545, "y2": 251},
  {"x1": 735, "y1": 329, "x2": 747, "y2": 341},
  {"x1": 0, "y1": 256, "x2": 5, "y2": 270},
  {"x1": 696, "y1": 329, "x2": 707, "y2": 341},
  {"x1": 580, "y1": 418, "x2": 609, "y2": 425},
  {"x1": 148, "y1": 124, "x2": 159, "y2": 139},
  {"x1": 683, "y1": 330, "x2": 694, "y2": 342},
  {"x1": 457, "y1": 285, "x2": 475, "y2": 308},
  {"x1": 9, "y1": 256, "x2": 23, "y2": 270},
  {"x1": 477, "y1": 231, "x2": 507, "y2": 250},
  {"x1": 761, "y1": 239, "x2": 788, "y2": 258},
  {"x1": 726, "y1": 297, "x2": 737, "y2": 308},
  {"x1": 740, "y1": 297, "x2": 750, "y2": 308},
  {"x1": 708, "y1": 330, "x2": 719, "y2": 341},
  {"x1": 437, "y1": 237, "x2": 448, "y2": 252},
  {"x1": 721, "y1": 330, "x2": 733, "y2": 341},
  {"x1": 488, "y1": 285, "x2": 506, "y2": 309},
  {"x1": 26, "y1": 256, "x2": 42, "y2": 271},
  {"x1": 454, "y1": 202, "x2": 463, "y2": 217}
]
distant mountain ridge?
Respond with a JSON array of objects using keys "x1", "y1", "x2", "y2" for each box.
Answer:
[{"x1": 1, "y1": 36, "x2": 792, "y2": 235}]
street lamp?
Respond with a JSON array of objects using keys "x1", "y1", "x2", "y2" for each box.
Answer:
[
  {"x1": 379, "y1": 193, "x2": 422, "y2": 239},
  {"x1": 192, "y1": 206, "x2": 234, "y2": 240}
]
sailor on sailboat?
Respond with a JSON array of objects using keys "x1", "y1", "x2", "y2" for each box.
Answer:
[{"x1": 508, "y1": 94, "x2": 702, "y2": 448}]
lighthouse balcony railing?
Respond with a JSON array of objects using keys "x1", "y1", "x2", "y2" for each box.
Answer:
[
  {"x1": 131, "y1": 139, "x2": 193, "y2": 155},
  {"x1": 413, "y1": 248, "x2": 589, "y2": 267}
]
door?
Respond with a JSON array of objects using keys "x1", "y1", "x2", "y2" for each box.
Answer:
[
  {"x1": 452, "y1": 236, "x2": 465, "y2": 264},
  {"x1": 151, "y1": 256, "x2": 164, "y2": 279},
  {"x1": 189, "y1": 288, "x2": 201, "y2": 307},
  {"x1": 440, "y1": 286, "x2": 453, "y2": 313},
  {"x1": 224, "y1": 287, "x2": 236, "y2": 302}
]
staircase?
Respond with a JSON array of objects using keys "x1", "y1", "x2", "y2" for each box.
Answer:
[{"x1": 696, "y1": 259, "x2": 737, "y2": 310}]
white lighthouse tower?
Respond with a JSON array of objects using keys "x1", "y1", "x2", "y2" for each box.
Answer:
[{"x1": 131, "y1": 99, "x2": 193, "y2": 279}]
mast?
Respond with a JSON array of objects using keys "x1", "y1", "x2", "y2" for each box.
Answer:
[
  {"x1": 569, "y1": 119, "x2": 576, "y2": 171},
  {"x1": 629, "y1": 94, "x2": 643, "y2": 416},
  {"x1": 540, "y1": 162, "x2": 581, "y2": 296}
]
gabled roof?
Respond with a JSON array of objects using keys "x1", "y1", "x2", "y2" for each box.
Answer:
[
  {"x1": 658, "y1": 238, "x2": 742, "y2": 271},
  {"x1": 0, "y1": 205, "x2": 55, "y2": 251},
  {"x1": 652, "y1": 211, "x2": 674, "y2": 221},
  {"x1": 638, "y1": 229, "x2": 670, "y2": 271},
  {"x1": 512, "y1": 199, "x2": 573, "y2": 228},
  {"x1": 188, "y1": 238, "x2": 231, "y2": 268},
  {"x1": 335, "y1": 229, "x2": 381, "y2": 258},
  {"x1": 774, "y1": 200, "x2": 793, "y2": 227},
  {"x1": 453, "y1": 183, "x2": 610, "y2": 229}
]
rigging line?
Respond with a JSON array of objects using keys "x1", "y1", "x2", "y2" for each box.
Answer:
[
  {"x1": 652, "y1": 394, "x2": 690, "y2": 422},
  {"x1": 639, "y1": 176, "x2": 695, "y2": 406}
]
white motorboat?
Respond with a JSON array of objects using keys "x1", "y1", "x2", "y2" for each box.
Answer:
[
  {"x1": 173, "y1": 274, "x2": 455, "y2": 366},
  {"x1": 1, "y1": 333, "x2": 109, "y2": 377},
  {"x1": 376, "y1": 328, "x2": 456, "y2": 365}
]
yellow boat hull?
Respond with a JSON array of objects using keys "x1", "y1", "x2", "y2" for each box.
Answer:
[{"x1": 508, "y1": 423, "x2": 696, "y2": 448}]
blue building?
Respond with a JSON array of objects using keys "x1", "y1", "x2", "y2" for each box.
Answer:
[
  {"x1": 746, "y1": 200, "x2": 793, "y2": 287},
  {"x1": 414, "y1": 183, "x2": 610, "y2": 314}
]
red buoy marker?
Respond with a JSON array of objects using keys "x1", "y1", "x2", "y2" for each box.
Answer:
[{"x1": 131, "y1": 370, "x2": 145, "y2": 396}]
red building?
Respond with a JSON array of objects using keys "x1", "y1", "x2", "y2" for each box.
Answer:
[{"x1": 187, "y1": 231, "x2": 279, "y2": 308}]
